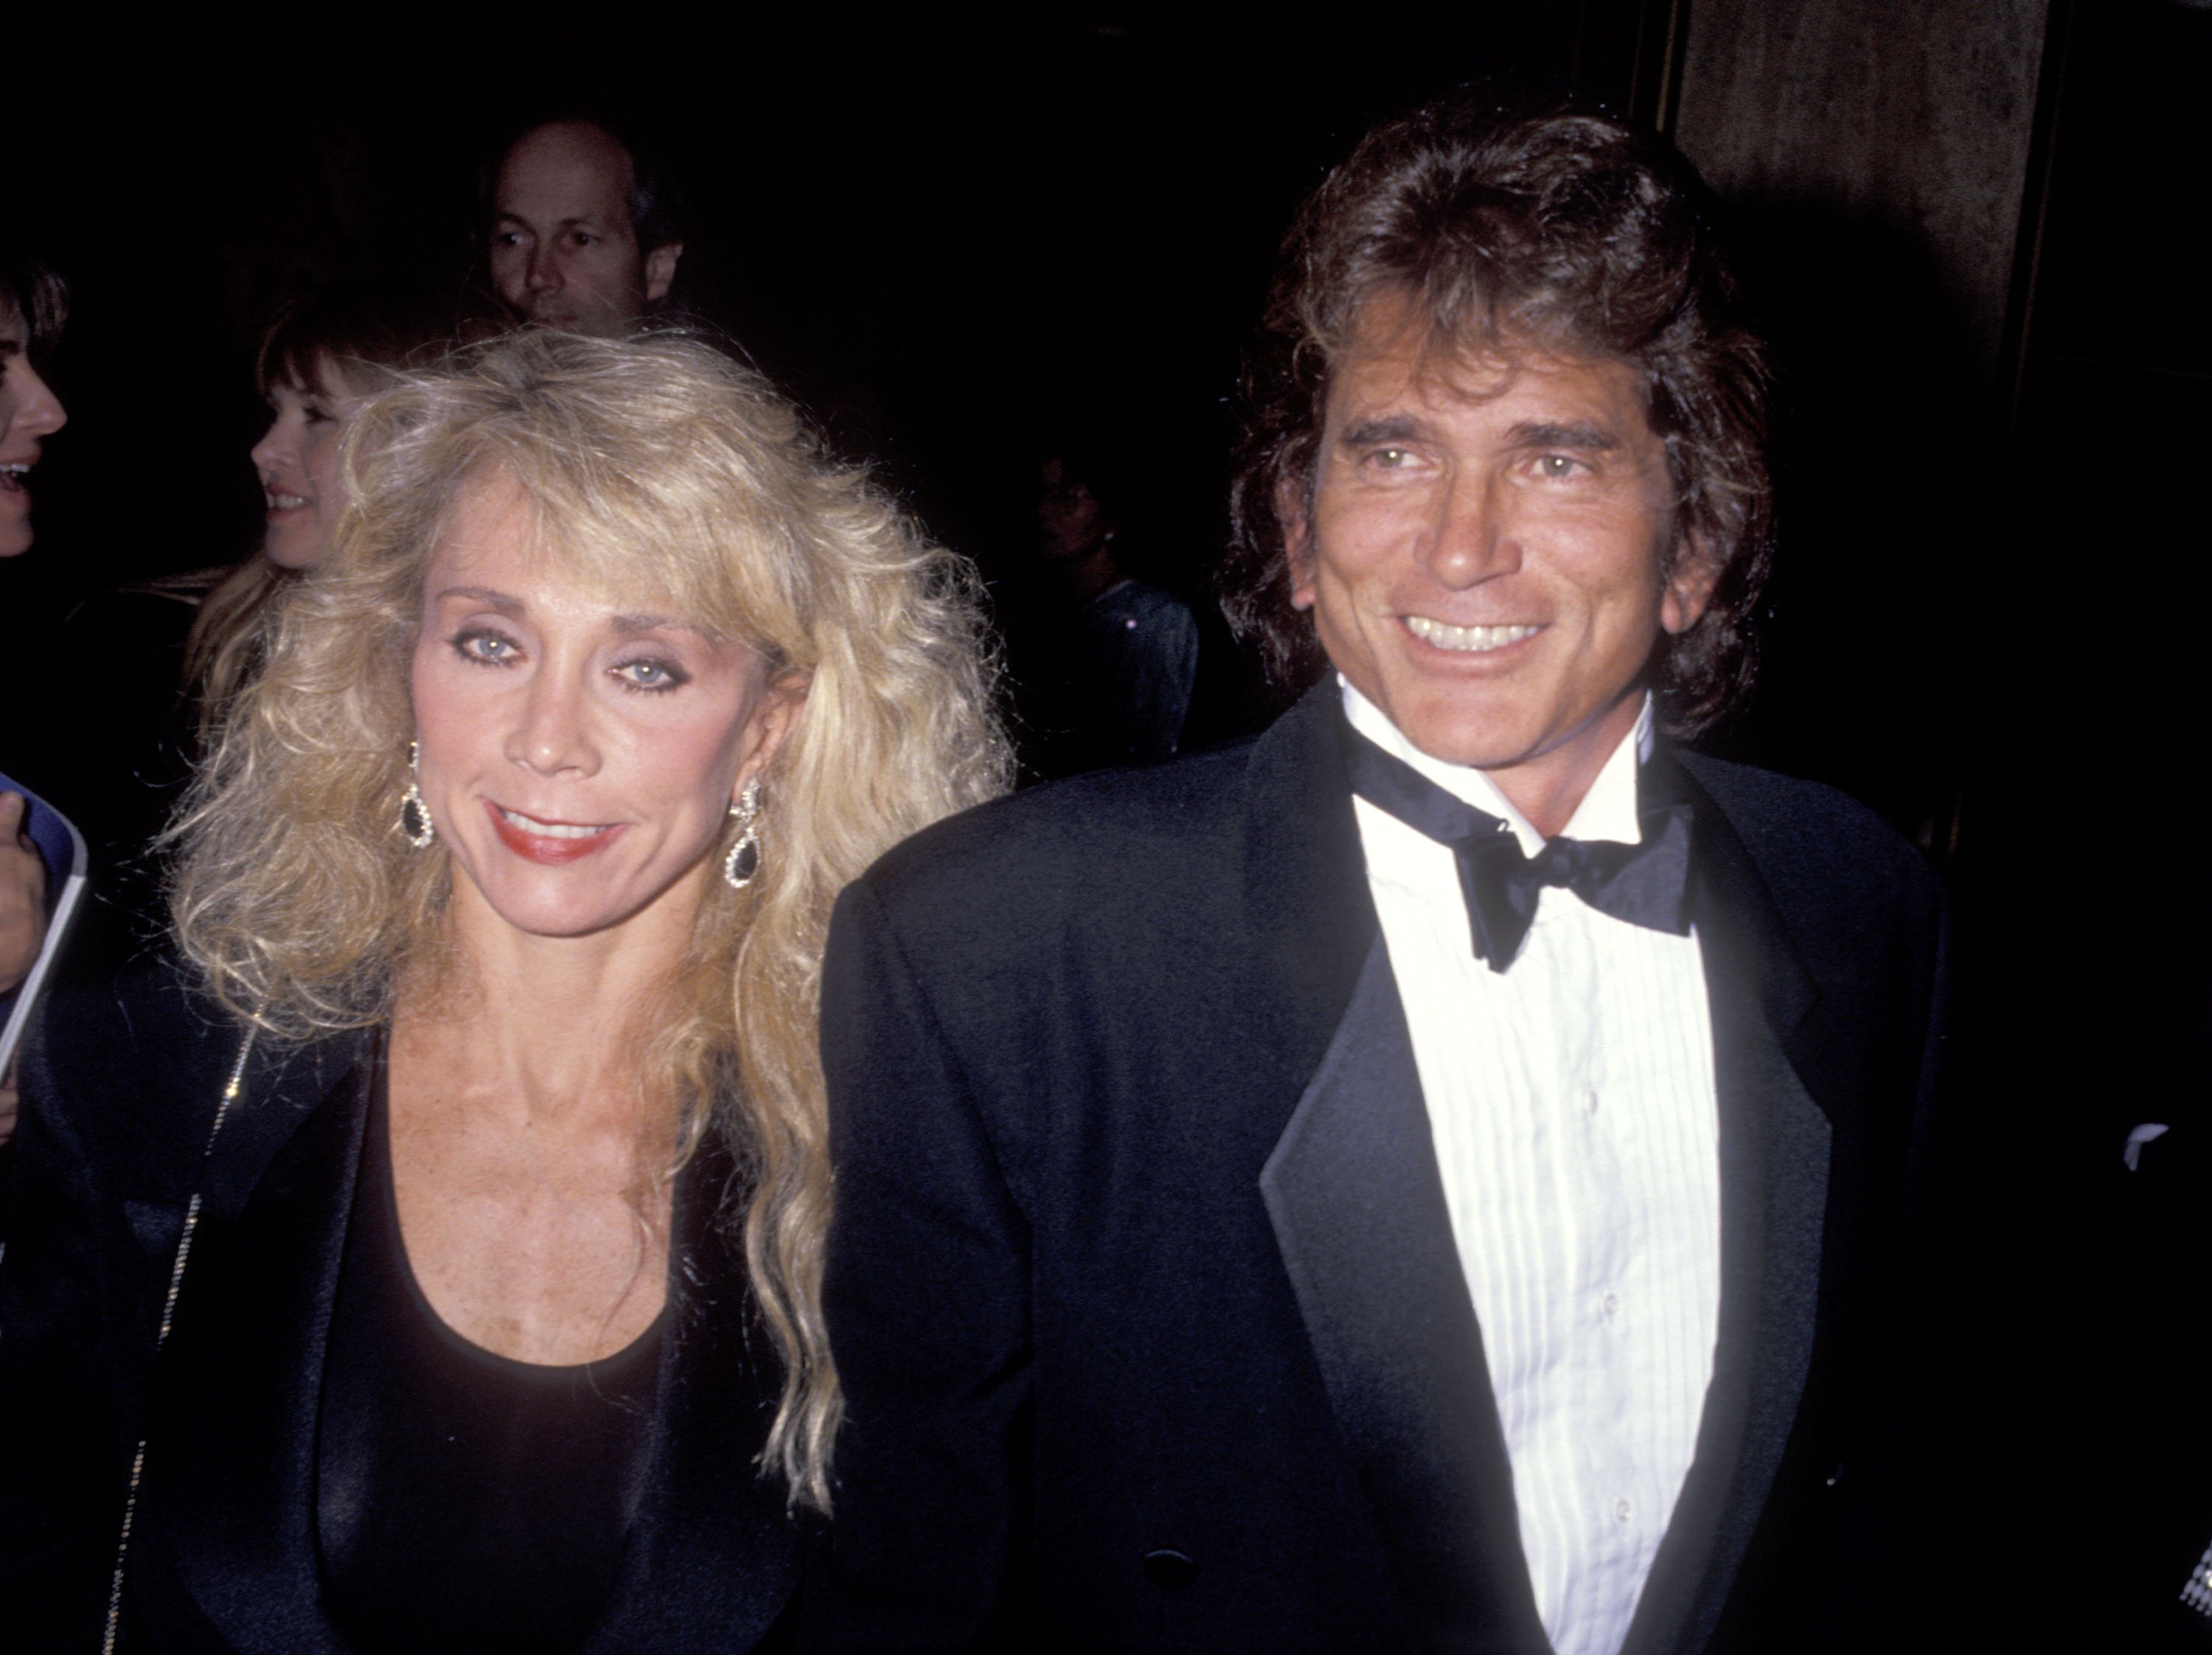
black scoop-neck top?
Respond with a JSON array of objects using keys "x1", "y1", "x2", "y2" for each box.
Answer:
[{"x1": 316, "y1": 1045, "x2": 667, "y2": 1654}]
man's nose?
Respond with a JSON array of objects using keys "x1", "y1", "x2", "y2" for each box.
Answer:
[
  {"x1": 1425, "y1": 473, "x2": 1521, "y2": 588},
  {"x1": 525, "y1": 245, "x2": 562, "y2": 293},
  {"x1": 506, "y1": 668, "x2": 599, "y2": 778}
]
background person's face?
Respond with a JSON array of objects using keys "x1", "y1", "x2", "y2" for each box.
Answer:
[
  {"x1": 1036, "y1": 456, "x2": 1111, "y2": 561},
  {"x1": 249, "y1": 356, "x2": 364, "y2": 571},
  {"x1": 1290, "y1": 293, "x2": 1714, "y2": 798},
  {"x1": 487, "y1": 123, "x2": 675, "y2": 336},
  {"x1": 0, "y1": 307, "x2": 69, "y2": 558}
]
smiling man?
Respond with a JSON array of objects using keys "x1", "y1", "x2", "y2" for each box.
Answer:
[{"x1": 810, "y1": 100, "x2": 1947, "y2": 1655}]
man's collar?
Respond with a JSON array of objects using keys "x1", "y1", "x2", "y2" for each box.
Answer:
[{"x1": 1337, "y1": 677, "x2": 1651, "y2": 854}]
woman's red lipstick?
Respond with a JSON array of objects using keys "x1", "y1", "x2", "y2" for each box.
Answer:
[{"x1": 484, "y1": 799, "x2": 622, "y2": 865}]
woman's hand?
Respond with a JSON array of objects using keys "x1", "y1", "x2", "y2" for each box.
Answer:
[
  {"x1": 1, "y1": 792, "x2": 49, "y2": 997},
  {"x1": 1, "y1": 1056, "x2": 18, "y2": 1147}
]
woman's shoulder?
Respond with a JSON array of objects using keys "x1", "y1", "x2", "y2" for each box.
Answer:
[{"x1": 18, "y1": 956, "x2": 248, "y2": 1185}]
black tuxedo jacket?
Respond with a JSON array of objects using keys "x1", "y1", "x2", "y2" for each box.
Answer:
[
  {"x1": 807, "y1": 686, "x2": 1947, "y2": 1653},
  {"x1": 0, "y1": 962, "x2": 804, "y2": 1653}
]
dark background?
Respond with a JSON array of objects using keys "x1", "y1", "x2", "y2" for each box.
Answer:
[
  {"x1": 7, "y1": 15, "x2": 1667, "y2": 620},
  {"x1": 10, "y1": 4, "x2": 2212, "y2": 1645}
]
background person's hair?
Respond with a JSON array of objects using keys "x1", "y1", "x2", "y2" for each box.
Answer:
[
  {"x1": 0, "y1": 252, "x2": 69, "y2": 363},
  {"x1": 1221, "y1": 97, "x2": 1774, "y2": 738},
  {"x1": 168, "y1": 330, "x2": 1009, "y2": 1511},
  {"x1": 185, "y1": 277, "x2": 474, "y2": 733}
]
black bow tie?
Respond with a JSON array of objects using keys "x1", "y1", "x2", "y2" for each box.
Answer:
[{"x1": 1340, "y1": 721, "x2": 1694, "y2": 972}]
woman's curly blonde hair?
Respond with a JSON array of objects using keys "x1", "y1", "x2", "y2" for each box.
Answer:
[{"x1": 169, "y1": 330, "x2": 1010, "y2": 1511}]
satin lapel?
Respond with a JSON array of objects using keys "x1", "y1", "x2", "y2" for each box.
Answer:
[
  {"x1": 136, "y1": 1034, "x2": 372, "y2": 1654},
  {"x1": 587, "y1": 1132, "x2": 802, "y2": 1653},
  {"x1": 1260, "y1": 938, "x2": 1550, "y2": 1655},
  {"x1": 1240, "y1": 683, "x2": 1387, "y2": 1121},
  {"x1": 1620, "y1": 756, "x2": 1832, "y2": 1655}
]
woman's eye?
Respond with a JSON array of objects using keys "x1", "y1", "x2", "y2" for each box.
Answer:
[
  {"x1": 615, "y1": 658, "x2": 689, "y2": 692},
  {"x1": 453, "y1": 630, "x2": 518, "y2": 665}
]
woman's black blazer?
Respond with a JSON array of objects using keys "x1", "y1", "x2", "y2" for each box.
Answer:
[{"x1": 0, "y1": 959, "x2": 805, "y2": 1652}]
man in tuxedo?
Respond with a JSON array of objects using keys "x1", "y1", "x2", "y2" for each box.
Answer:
[{"x1": 809, "y1": 98, "x2": 1946, "y2": 1654}]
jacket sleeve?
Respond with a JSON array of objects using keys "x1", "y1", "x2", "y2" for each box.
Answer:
[
  {"x1": 0, "y1": 1014, "x2": 141, "y2": 1650},
  {"x1": 799, "y1": 879, "x2": 1034, "y2": 1651}
]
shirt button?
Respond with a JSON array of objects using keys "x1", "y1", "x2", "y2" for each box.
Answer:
[
  {"x1": 1614, "y1": 1499, "x2": 1633, "y2": 1523},
  {"x1": 1602, "y1": 1292, "x2": 1618, "y2": 1319},
  {"x1": 1585, "y1": 1090, "x2": 1600, "y2": 1116}
]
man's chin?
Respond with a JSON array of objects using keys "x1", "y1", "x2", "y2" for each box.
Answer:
[{"x1": 1371, "y1": 688, "x2": 1542, "y2": 772}]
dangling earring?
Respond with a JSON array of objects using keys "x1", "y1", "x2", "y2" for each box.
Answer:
[
  {"x1": 399, "y1": 740, "x2": 437, "y2": 850},
  {"x1": 723, "y1": 778, "x2": 762, "y2": 890}
]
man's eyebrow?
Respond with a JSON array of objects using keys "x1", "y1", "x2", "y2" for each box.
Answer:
[
  {"x1": 1338, "y1": 416, "x2": 1426, "y2": 447},
  {"x1": 1509, "y1": 420, "x2": 1619, "y2": 450}
]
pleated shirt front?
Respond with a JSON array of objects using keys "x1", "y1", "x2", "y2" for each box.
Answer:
[{"x1": 1343, "y1": 681, "x2": 1721, "y2": 1655}]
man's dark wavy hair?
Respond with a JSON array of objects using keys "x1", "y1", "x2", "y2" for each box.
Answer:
[{"x1": 1221, "y1": 97, "x2": 1773, "y2": 738}]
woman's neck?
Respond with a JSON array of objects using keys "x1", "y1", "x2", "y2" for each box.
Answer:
[{"x1": 395, "y1": 871, "x2": 703, "y2": 1132}]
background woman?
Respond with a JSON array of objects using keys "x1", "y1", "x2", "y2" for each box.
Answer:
[
  {"x1": 0, "y1": 330, "x2": 1007, "y2": 1649},
  {"x1": 36, "y1": 279, "x2": 465, "y2": 985},
  {"x1": 187, "y1": 278, "x2": 464, "y2": 730}
]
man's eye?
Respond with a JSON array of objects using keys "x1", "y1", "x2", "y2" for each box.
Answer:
[
  {"x1": 571, "y1": 231, "x2": 599, "y2": 247},
  {"x1": 1367, "y1": 447, "x2": 1415, "y2": 470},
  {"x1": 1534, "y1": 453, "x2": 1583, "y2": 478}
]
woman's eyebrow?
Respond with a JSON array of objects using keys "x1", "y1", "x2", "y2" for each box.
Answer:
[
  {"x1": 609, "y1": 613, "x2": 706, "y2": 638},
  {"x1": 431, "y1": 585, "x2": 525, "y2": 616}
]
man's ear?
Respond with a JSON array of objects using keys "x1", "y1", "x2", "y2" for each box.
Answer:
[
  {"x1": 1660, "y1": 532, "x2": 1722, "y2": 636},
  {"x1": 644, "y1": 243, "x2": 684, "y2": 304},
  {"x1": 1278, "y1": 474, "x2": 1317, "y2": 611}
]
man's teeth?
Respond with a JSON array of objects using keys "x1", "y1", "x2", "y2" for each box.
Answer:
[
  {"x1": 0, "y1": 464, "x2": 28, "y2": 489},
  {"x1": 499, "y1": 807, "x2": 611, "y2": 839},
  {"x1": 265, "y1": 490, "x2": 307, "y2": 510},
  {"x1": 1405, "y1": 617, "x2": 1541, "y2": 652}
]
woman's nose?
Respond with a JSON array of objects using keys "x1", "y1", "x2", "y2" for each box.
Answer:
[{"x1": 507, "y1": 671, "x2": 599, "y2": 777}]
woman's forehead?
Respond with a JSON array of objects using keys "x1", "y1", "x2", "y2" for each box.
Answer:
[{"x1": 424, "y1": 483, "x2": 719, "y2": 631}]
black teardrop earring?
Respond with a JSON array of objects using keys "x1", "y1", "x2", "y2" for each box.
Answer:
[
  {"x1": 399, "y1": 740, "x2": 436, "y2": 850},
  {"x1": 723, "y1": 778, "x2": 762, "y2": 890}
]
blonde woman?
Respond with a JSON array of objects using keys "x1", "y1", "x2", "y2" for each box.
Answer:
[{"x1": 0, "y1": 332, "x2": 1007, "y2": 1651}]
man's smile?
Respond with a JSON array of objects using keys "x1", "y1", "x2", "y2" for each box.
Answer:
[{"x1": 1402, "y1": 616, "x2": 1544, "y2": 653}]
